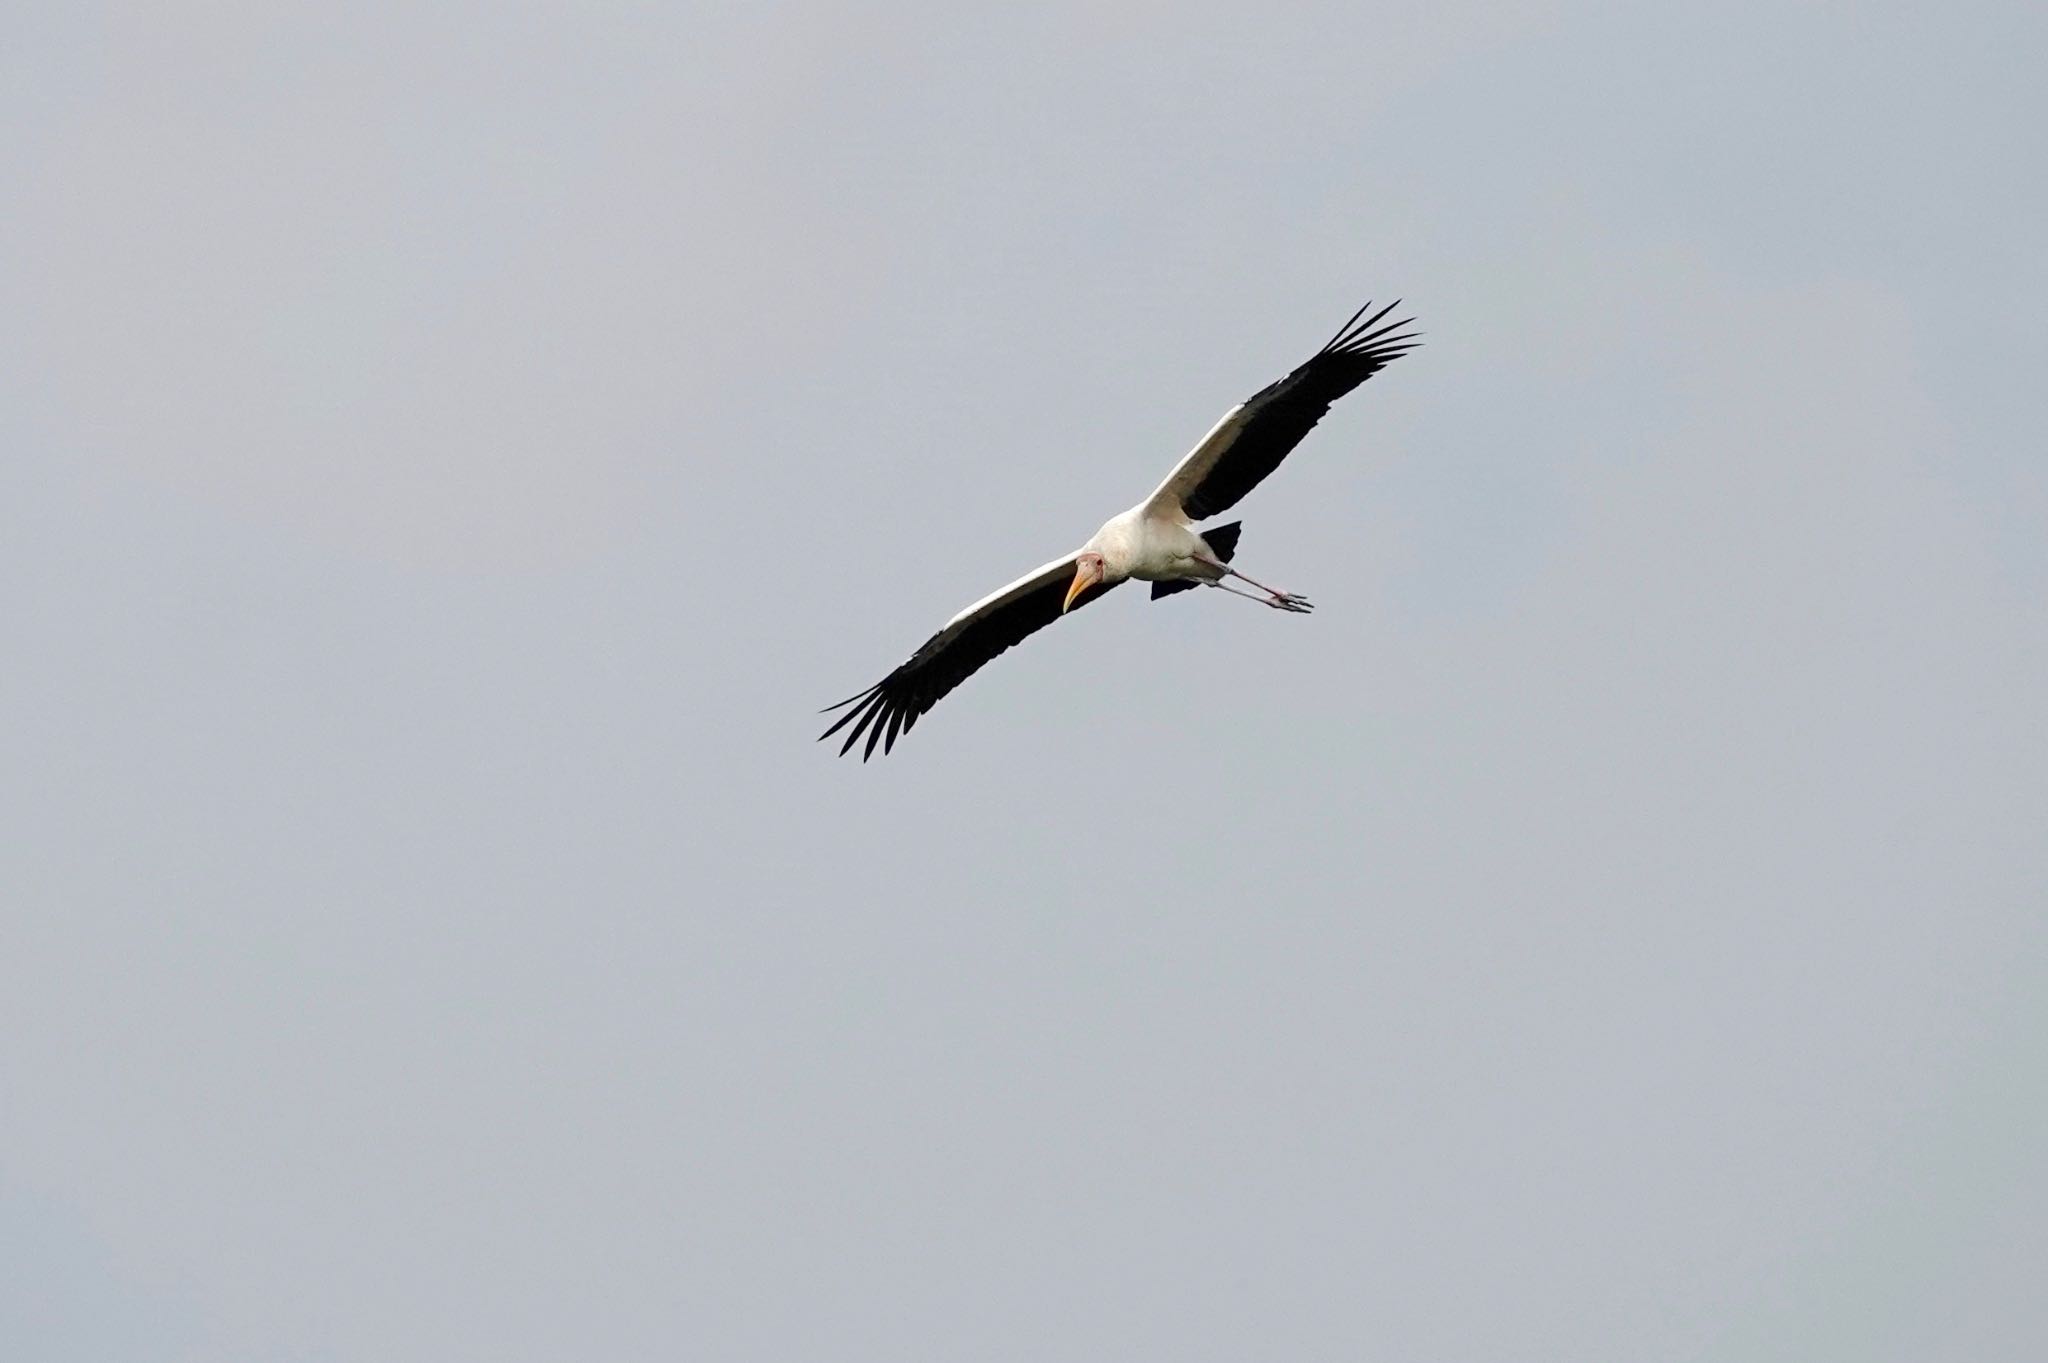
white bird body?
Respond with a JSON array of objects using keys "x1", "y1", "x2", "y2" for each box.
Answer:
[
  {"x1": 1081, "y1": 504, "x2": 1215, "y2": 585},
  {"x1": 823, "y1": 300, "x2": 1417, "y2": 759}
]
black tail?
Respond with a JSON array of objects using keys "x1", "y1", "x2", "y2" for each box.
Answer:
[{"x1": 1151, "y1": 522, "x2": 1242, "y2": 600}]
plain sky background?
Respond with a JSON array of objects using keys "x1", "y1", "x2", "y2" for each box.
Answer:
[{"x1": 5, "y1": 2, "x2": 2045, "y2": 1359}]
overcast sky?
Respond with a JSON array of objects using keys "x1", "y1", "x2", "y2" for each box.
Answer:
[{"x1": 4, "y1": 3, "x2": 2045, "y2": 1360}]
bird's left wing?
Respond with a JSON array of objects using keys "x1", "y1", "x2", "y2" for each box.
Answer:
[
  {"x1": 1144, "y1": 300, "x2": 1419, "y2": 521},
  {"x1": 819, "y1": 553, "x2": 1120, "y2": 759}
]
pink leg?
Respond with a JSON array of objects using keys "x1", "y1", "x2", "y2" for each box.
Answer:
[
  {"x1": 1199, "y1": 557, "x2": 1313, "y2": 613},
  {"x1": 1205, "y1": 580, "x2": 1277, "y2": 605}
]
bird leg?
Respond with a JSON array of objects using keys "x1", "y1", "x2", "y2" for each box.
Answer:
[
  {"x1": 1198, "y1": 557, "x2": 1313, "y2": 612},
  {"x1": 1204, "y1": 578, "x2": 1313, "y2": 613},
  {"x1": 1205, "y1": 580, "x2": 1271, "y2": 605}
]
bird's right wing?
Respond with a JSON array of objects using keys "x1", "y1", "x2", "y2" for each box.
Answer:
[{"x1": 819, "y1": 553, "x2": 1120, "y2": 759}]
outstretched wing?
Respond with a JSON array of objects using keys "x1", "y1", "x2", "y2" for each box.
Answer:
[
  {"x1": 819, "y1": 554, "x2": 1120, "y2": 760},
  {"x1": 1145, "y1": 300, "x2": 1419, "y2": 521}
]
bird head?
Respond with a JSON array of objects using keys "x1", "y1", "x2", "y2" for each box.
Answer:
[{"x1": 1063, "y1": 552, "x2": 1108, "y2": 613}]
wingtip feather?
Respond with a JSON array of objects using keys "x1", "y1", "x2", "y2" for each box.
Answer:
[
  {"x1": 1324, "y1": 298, "x2": 1402, "y2": 354},
  {"x1": 1319, "y1": 299, "x2": 1375, "y2": 352},
  {"x1": 834, "y1": 692, "x2": 885, "y2": 755},
  {"x1": 819, "y1": 683, "x2": 881, "y2": 714}
]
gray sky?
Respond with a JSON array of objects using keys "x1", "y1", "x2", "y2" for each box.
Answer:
[{"x1": 5, "y1": 3, "x2": 2045, "y2": 1360}]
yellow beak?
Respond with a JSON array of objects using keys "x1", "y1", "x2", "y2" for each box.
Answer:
[{"x1": 1062, "y1": 566, "x2": 1093, "y2": 613}]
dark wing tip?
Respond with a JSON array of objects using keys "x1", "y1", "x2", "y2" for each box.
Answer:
[
  {"x1": 819, "y1": 683, "x2": 881, "y2": 715},
  {"x1": 1321, "y1": 298, "x2": 1403, "y2": 354},
  {"x1": 818, "y1": 685, "x2": 884, "y2": 744},
  {"x1": 836, "y1": 695, "x2": 878, "y2": 755},
  {"x1": 820, "y1": 669, "x2": 921, "y2": 758},
  {"x1": 1319, "y1": 299, "x2": 1377, "y2": 352}
]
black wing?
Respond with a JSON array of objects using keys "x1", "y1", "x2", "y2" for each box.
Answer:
[
  {"x1": 1146, "y1": 300, "x2": 1419, "y2": 521},
  {"x1": 819, "y1": 554, "x2": 1120, "y2": 760}
]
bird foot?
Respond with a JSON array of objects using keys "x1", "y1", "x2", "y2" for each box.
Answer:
[{"x1": 1268, "y1": 593, "x2": 1313, "y2": 613}]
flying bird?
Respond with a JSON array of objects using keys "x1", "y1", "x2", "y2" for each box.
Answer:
[{"x1": 821, "y1": 298, "x2": 1419, "y2": 759}]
